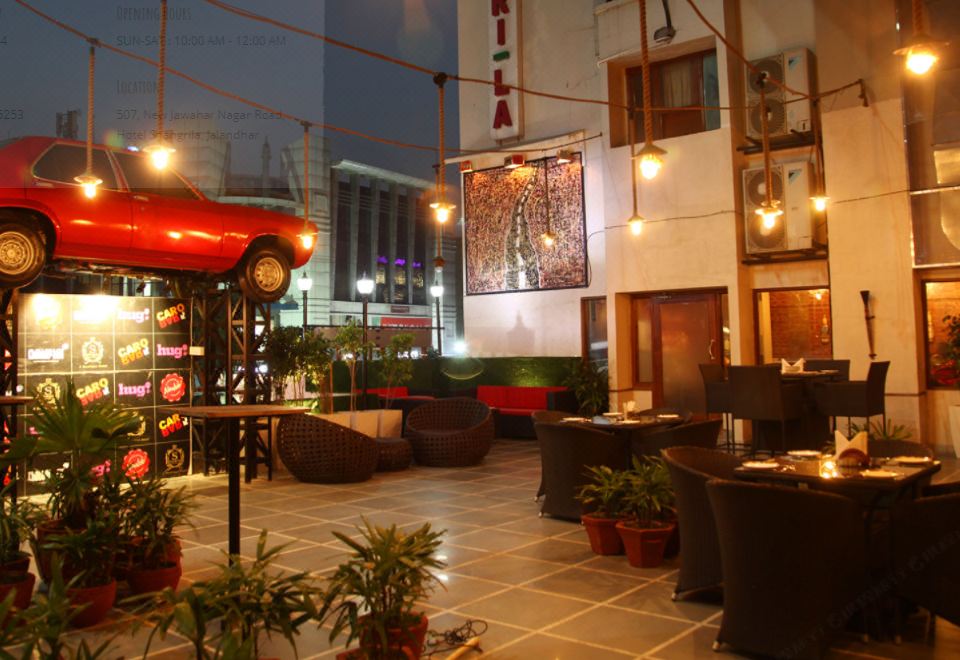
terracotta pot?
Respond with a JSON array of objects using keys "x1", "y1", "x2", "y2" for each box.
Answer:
[
  {"x1": 67, "y1": 579, "x2": 117, "y2": 628},
  {"x1": 35, "y1": 519, "x2": 66, "y2": 583},
  {"x1": 116, "y1": 537, "x2": 182, "y2": 582},
  {"x1": 0, "y1": 551, "x2": 31, "y2": 575},
  {"x1": 346, "y1": 612, "x2": 429, "y2": 660},
  {"x1": 615, "y1": 520, "x2": 676, "y2": 568},
  {"x1": 581, "y1": 513, "x2": 627, "y2": 555},
  {"x1": 127, "y1": 562, "x2": 182, "y2": 595},
  {"x1": 0, "y1": 571, "x2": 35, "y2": 611}
]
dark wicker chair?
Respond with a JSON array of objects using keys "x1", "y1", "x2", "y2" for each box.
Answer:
[
  {"x1": 633, "y1": 419, "x2": 723, "y2": 457},
  {"x1": 892, "y1": 493, "x2": 960, "y2": 630},
  {"x1": 707, "y1": 480, "x2": 868, "y2": 659},
  {"x1": 804, "y1": 359, "x2": 851, "y2": 380},
  {"x1": 661, "y1": 447, "x2": 742, "y2": 601},
  {"x1": 700, "y1": 363, "x2": 733, "y2": 450},
  {"x1": 276, "y1": 414, "x2": 378, "y2": 484},
  {"x1": 375, "y1": 437, "x2": 413, "y2": 471},
  {"x1": 531, "y1": 410, "x2": 570, "y2": 500},
  {"x1": 405, "y1": 398, "x2": 494, "y2": 467},
  {"x1": 813, "y1": 361, "x2": 890, "y2": 434},
  {"x1": 729, "y1": 365, "x2": 804, "y2": 454},
  {"x1": 534, "y1": 422, "x2": 630, "y2": 521}
]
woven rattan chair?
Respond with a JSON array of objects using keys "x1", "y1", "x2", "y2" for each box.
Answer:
[
  {"x1": 405, "y1": 398, "x2": 494, "y2": 467},
  {"x1": 661, "y1": 447, "x2": 742, "y2": 601},
  {"x1": 700, "y1": 363, "x2": 734, "y2": 450},
  {"x1": 534, "y1": 422, "x2": 630, "y2": 521},
  {"x1": 813, "y1": 361, "x2": 890, "y2": 434},
  {"x1": 804, "y1": 359, "x2": 851, "y2": 380},
  {"x1": 276, "y1": 414, "x2": 378, "y2": 484},
  {"x1": 892, "y1": 493, "x2": 960, "y2": 633},
  {"x1": 707, "y1": 480, "x2": 868, "y2": 659},
  {"x1": 531, "y1": 410, "x2": 570, "y2": 500},
  {"x1": 730, "y1": 365, "x2": 804, "y2": 454},
  {"x1": 633, "y1": 419, "x2": 723, "y2": 457}
]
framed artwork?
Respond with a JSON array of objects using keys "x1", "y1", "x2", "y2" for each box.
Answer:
[{"x1": 463, "y1": 153, "x2": 587, "y2": 295}]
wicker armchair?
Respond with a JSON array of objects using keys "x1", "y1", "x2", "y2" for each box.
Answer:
[
  {"x1": 277, "y1": 414, "x2": 378, "y2": 484},
  {"x1": 661, "y1": 447, "x2": 742, "y2": 601},
  {"x1": 405, "y1": 398, "x2": 494, "y2": 467}
]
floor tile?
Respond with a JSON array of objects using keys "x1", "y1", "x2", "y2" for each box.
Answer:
[
  {"x1": 484, "y1": 632, "x2": 633, "y2": 659},
  {"x1": 611, "y1": 580, "x2": 722, "y2": 622},
  {"x1": 551, "y1": 604, "x2": 695, "y2": 655},
  {"x1": 454, "y1": 587, "x2": 589, "y2": 630},
  {"x1": 449, "y1": 554, "x2": 563, "y2": 585},
  {"x1": 525, "y1": 566, "x2": 648, "y2": 602}
]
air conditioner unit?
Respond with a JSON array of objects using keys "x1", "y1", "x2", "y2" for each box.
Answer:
[
  {"x1": 742, "y1": 161, "x2": 816, "y2": 254},
  {"x1": 745, "y1": 48, "x2": 814, "y2": 140}
]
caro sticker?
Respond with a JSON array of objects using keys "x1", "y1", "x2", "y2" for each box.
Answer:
[
  {"x1": 118, "y1": 338, "x2": 150, "y2": 366},
  {"x1": 156, "y1": 303, "x2": 187, "y2": 329},
  {"x1": 159, "y1": 373, "x2": 186, "y2": 402},
  {"x1": 158, "y1": 413, "x2": 185, "y2": 438},
  {"x1": 76, "y1": 378, "x2": 110, "y2": 406}
]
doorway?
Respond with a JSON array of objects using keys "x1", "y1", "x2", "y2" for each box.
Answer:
[{"x1": 633, "y1": 290, "x2": 727, "y2": 412}]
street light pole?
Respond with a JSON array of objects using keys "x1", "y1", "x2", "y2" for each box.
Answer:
[
  {"x1": 430, "y1": 282, "x2": 444, "y2": 356},
  {"x1": 356, "y1": 273, "x2": 375, "y2": 410},
  {"x1": 297, "y1": 274, "x2": 312, "y2": 339}
]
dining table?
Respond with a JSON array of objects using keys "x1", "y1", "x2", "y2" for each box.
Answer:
[
  {"x1": 753, "y1": 370, "x2": 842, "y2": 452},
  {"x1": 163, "y1": 404, "x2": 308, "y2": 558}
]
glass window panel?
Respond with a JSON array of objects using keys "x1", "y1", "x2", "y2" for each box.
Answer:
[
  {"x1": 923, "y1": 280, "x2": 960, "y2": 387},
  {"x1": 634, "y1": 297, "x2": 653, "y2": 383},
  {"x1": 115, "y1": 152, "x2": 199, "y2": 200},
  {"x1": 33, "y1": 145, "x2": 118, "y2": 190},
  {"x1": 755, "y1": 288, "x2": 832, "y2": 363},
  {"x1": 582, "y1": 297, "x2": 608, "y2": 366}
]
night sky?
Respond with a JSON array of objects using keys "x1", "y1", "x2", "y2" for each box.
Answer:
[{"x1": 0, "y1": 0, "x2": 459, "y2": 185}]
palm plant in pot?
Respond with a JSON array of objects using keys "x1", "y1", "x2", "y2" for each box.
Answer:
[
  {"x1": 615, "y1": 456, "x2": 676, "y2": 569},
  {"x1": 123, "y1": 477, "x2": 195, "y2": 594},
  {"x1": 319, "y1": 519, "x2": 445, "y2": 660},
  {"x1": 576, "y1": 465, "x2": 631, "y2": 555}
]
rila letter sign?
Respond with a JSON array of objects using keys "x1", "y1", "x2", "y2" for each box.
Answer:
[{"x1": 489, "y1": 0, "x2": 522, "y2": 140}]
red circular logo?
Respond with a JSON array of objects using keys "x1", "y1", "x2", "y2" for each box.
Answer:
[
  {"x1": 122, "y1": 449, "x2": 150, "y2": 479},
  {"x1": 160, "y1": 372, "x2": 186, "y2": 402}
]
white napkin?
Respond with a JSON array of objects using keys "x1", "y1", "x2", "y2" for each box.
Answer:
[
  {"x1": 834, "y1": 429, "x2": 868, "y2": 460},
  {"x1": 780, "y1": 358, "x2": 805, "y2": 374}
]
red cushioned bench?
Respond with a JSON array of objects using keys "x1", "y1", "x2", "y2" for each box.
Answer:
[{"x1": 476, "y1": 385, "x2": 571, "y2": 438}]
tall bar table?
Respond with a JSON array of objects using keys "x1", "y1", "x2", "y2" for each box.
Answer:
[{"x1": 165, "y1": 404, "x2": 307, "y2": 557}]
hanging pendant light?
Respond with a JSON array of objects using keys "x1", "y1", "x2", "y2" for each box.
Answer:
[
  {"x1": 894, "y1": 0, "x2": 944, "y2": 75},
  {"x1": 145, "y1": 0, "x2": 174, "y2": 169},
  {"x1": 74, "y1": 40, "x2": 101, "y2": 199},
  {"x1": 637, "y1": 0, "x2": 666, "y2": 180},
  {"x1": 755, "y1": 72, "x2": 782, "y2": 230},
  {"x1": 627, "y1": 109, "x2": 645, "y2": 237},
  {"x1": 431, "y1": 72, "x2": 456, "y2": 224}
]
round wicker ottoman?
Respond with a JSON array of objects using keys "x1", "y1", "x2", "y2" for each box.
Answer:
[{"x1": 375, "y1": 437, "x2": 413, "y2": 471}]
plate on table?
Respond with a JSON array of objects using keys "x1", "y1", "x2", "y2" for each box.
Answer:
[
  {"x1": 656, "y1": 413, "x2": 681, "y2": 420},
  {"x1": 743, "y1": 460, "x2": 779, "y2": 470},
  {"x1": 862, "y1": 469, "x2": 898, "y2": 479},
  {"x1": 787, "y1": 450, "x2": 822, "y2": 459},
  {"x1": 561, "y1": 417, "x2": 587, "y2": 423},
  {"x1": 602, "y1": 412, "x2": 623, "y2": 419},
  {"x1": 894, "y1": 456, "x2": 932, "y2": 466}
]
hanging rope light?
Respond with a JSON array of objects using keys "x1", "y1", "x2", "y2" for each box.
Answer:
[
  {"x1": 809, "y1": 100, "x2": 828, "y2": 213},
  {"x1": 299, "y1": 121, "x2": 315, "y2": 250},
  {"x1": 637, "y1": 0, "x2": 666, "y2": 180},
  {"x1": 540, "y1": 161, "x2": 557, "y2": 247},
  {"x1": 894, "y1": 0, "x2": 944, "y2": 76},
  {"x1": 430, "y1": 72, "x2": 455, "y2": 224},
  {"x1": 755, "y1": 74, "x2": 783, "y2": 229},
  {"x1": 627, "y1": 109, "x2": 645, "y2": 236},
  {"x1": 74, "y1": 39, "x2": 102, "y2": 199},
  {"x1": 144, "y1": 0, "x2": 174, "y2": 169}
]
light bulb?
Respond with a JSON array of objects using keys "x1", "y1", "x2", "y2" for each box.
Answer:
[
  {"x1": 810, "y1": 195, "x2": 829, "y2": 213},
  {"x1": 628, "y1": 215, "x2": 644, "y2": 236},
  {"x1": 905, "y1": 46, "x2": 937, "y2": 75},
  {"x1": 639, "y1": 153, "x2": 663, "y2": 180},
  {"x1": 299, "y1": 234, "x2": 315, "y2": 250},
  {"x1": 756, "y1": 202, "x2": 783, "y2": 230},
  {"x1": 144, "y1": 143, "x2": 175, "y2": 170},
  {"x1": 430, "y1": 201, "x2": 454, "y2": 224},
  {"x1": 541, "y1": 231, "x2": 556, "y2": 247},
  {"x1": 74, "y1": 173, "x2": 102, "y2": 199},
  {"x1": 82, "y1": 182, "x2": 98, "y2": 199}
]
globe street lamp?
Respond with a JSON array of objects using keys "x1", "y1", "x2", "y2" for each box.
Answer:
[
  {"x1": 297, "y1": 274, "x2": 312, "y2": 338},
  {"x1": 356, "y1": 273, "x2": 375, "y2": 408},
  {"x1": 430, "y1": 282, "x2": 444, "y2": 356}
]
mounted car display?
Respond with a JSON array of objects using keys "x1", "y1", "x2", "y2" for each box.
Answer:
[{"x1": 0, "y1": 136, "x2": 318, "y2": 302}]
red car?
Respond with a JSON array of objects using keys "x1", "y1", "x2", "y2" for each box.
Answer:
[{"x1": 0, "y1": 136, "x2": 317, "y2": 302}]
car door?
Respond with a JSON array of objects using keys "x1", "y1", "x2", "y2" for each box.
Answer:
[
  {"x1": 113, "y1": 151, "x2": 225, "y2": 270},
  {"x1": 31, "y1": 144, "x2": 133, "y2": 258}
]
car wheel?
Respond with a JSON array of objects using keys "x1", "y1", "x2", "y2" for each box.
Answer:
[
  {"x1": 0, "y1": 223, "x2": 45, "y2": 289},
  {"x1": 237, "y1": 245, "x2": 290, "y2": 303}
]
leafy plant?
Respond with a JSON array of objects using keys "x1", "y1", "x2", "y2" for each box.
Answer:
[
  {"x1": 142, "y1": 530, "x2": 320, "y2": 660},
  {"x1": 319, "y1": 519, "x2": 445, "y2": 658},
  {"x1": 334, "y1": 320, "x2": 373, "y2": 412},
  {"x1": 0, "y1": 483, "x2": 43, "y2": 566},
  {"x1": 564, "y1": 361, "x2": 609, "y2": 417},
  {"x1": 576, "y1": 465, "x2": 630, "y2": 518},
  {"x1": 621, "y1": 457, "x2": 675, "y2": 526},
  {"x1": 264, "y1": 325, "x2": 304, "y2": 402},
  {"x1": 850, "y1": 418, "x2": 912, "y2": 443},
  {"x1": 380, "y1": 333, "x2": 415, "y2": 408},
  {"x1": 303, "y1": 331, "x2": 335, "y2": 412},
  {"x1": 42, "y1": 510, "x2": 120, "y2": 588},
  {"x1": 125, "y1": 478, "x2": 195, "y2": 569}
]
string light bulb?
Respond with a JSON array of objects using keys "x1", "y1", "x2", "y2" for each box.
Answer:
[
  {"x1": 430, "y1": 201, "x2": 455, "y2": 224},
  {"x1": 637, "y1": 143, "x2": 667, "y2": 180},
  {"x1": 756, "y1": 201, "x2": 783, "y2": 230},
  {"x1": 74, "y1": 173, "x2": 102, "y2": 199},
  {"x1": 628, "y1": 214, "x2": 644, "y2": 236},
  {"x1": 143, "y1": 143, "x2": 175, "y2": 170},
  {"x1": 901, "y1": 41, "x2": 939, "y2": 75},
  {"x1": 810, "y1": 195, "x2": 829, "y2": 213}
]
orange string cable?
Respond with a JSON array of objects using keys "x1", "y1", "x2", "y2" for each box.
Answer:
[{"x1": 156, "y1": 0, "x2": 167, "y2": 141}]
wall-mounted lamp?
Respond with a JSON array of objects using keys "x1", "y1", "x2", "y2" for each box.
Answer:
[
  {"x1": 556, "y1": 149, "x2": 574, "y2": 164},
  {"x1": 504, "y1": 154, "x2": 525, "y2": 169}
]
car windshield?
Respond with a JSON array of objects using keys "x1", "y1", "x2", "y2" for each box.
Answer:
[
  {"x1": 114, "y1": 152, "x2": 201, "y2": 200},
  {"x1": 33, "y1": 144, "x2": 119, "y2": 190}
]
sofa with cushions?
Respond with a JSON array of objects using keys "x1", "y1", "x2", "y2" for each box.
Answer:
[{"x1": 476, "y1": 385, "x2": 577, "y2": 438}]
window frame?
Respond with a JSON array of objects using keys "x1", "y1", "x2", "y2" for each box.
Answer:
[
  {"x1": 580, "y1": 296, "x2": 608, "y2": 367},
  {"x1": 31, "y1": 143, "x2": 120, "y2": 191},
  {"x1": 752, "y1": 285, "x2": 833, "y2": 364},
  {"x1": 112, "y1": 151, "x2": 202, "y2": 201},
  {"x1": 920, "y1": 274, "x2": 960, "y2": 389}
]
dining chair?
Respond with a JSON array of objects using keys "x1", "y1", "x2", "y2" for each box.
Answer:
[
  {"x1": 533, "y1": 422, "x2": 630, "y2": 521},
  {"x1": 531, "y1": 410, "x2": 570, "y2": 500},
  {"x1": 699, "y1": 363, "x2": 734, "y2": 450},
  {"x1": 728, "y1": 365, "x2": 804, "y2": 455},
  {"x1": 707, "y1": 480, "x2": 869, "y2": 658},
  {"x1": 813, "y1": 361, "x2": 889, "y2": 434},
  {"x1": 661, "y1": 447, "x2": 742, "y2": 601},
  {"x1": 633, "y1": 419, "x2": 723, "y2": 457},
  {"x1": 804, "y1": 358, "x2": 851, "y2": 380}
]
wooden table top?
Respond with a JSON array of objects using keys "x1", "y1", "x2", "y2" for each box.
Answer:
[
  {"x1": 163, "y1": 404, "x2": 308, "y2": 419},
  {"x1": 735, "y1": 456, "x2": 941, "y2": 492},
  {"x1": 0, "y1": 396, "x2": 35, "y2": 406}
]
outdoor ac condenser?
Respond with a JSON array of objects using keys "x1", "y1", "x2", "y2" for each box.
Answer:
[
  {"x1": 742, "y1": 161, "x2": 815, "y2": 254},
  {"x1": 745, "y1": 48, "x2": 814, "y2": 140}
]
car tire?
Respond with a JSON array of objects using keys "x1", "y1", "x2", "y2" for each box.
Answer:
[
  {"x1": 237, "y1": 245, "x2": 291, "y2": 303},
  {"x1": 0, "y1": 222, "x2": 46, "y2": 289}
]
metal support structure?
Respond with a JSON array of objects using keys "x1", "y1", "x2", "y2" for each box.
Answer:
[
  {"x1": 435, "y1": 296, "x2": 443, "y2": 356},
  {"x1": 0, "y1": 289, "x2": 21, "y2": 498},
  {"x1": 361, "y1": 294, "x2": 369, "y2": 408},
  {"x1": 189, "y1": 285, "x2": 272, "y2": 480},
  {"x1": 301, "y1": 289, "x2": 309, "y2": 338}
]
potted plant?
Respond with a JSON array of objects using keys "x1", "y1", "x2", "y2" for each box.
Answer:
[
  {"x1": 615, "y1": 456, "x2": 677, "y2": 569},
  {"x1": 0, "y1": 483, "x2": 43, "y2": 611},
  {"x1": 142, "y1": 530, "x2": 320, "y2": 659},
  {"x1": 42, "y1": 509, "x2": 121, "y2": 627},
  {"x1": 380, "y1": 333, "x2": 415, "y2": 409},
  {"x1": 564, "y1": 361, "x2": 609, "y2": 417},
  {"x1": 304, "y1": 330, "x2": 335, "y2": 412},
  {"x1": 319, "y1": 519, "x2": 445, "y2": 660},
  {"x1": 264, "y1": 325, "x2": 305, "y2": 402},
  {"x1": 334, "y1": 320, "x2": 373, "y2": 412},
  {"x1": 576, "y1": 465, "x2": 631, "y2": 555},
  {"x1": 122, "y1": 477, "x2": 195, "y2": 594}
]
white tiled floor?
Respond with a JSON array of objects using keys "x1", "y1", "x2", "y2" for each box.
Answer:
[{"x1": 58, "y1": 440, "x2": 960, "y2": 659}]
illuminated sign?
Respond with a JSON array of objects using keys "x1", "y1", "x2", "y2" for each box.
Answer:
[{"x1": 489, "y1": 0, "x2": 522, "y2": 140}]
